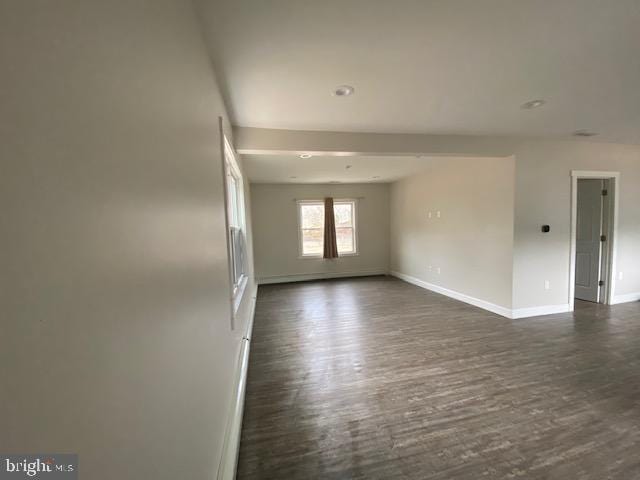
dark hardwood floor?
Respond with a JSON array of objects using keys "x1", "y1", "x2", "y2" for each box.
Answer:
[{"x1": 237, "y1": 276, "x2": 640, "y2": 479}]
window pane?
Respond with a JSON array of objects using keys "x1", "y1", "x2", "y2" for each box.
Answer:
[
  {"x1": 301, "y1": 204, "x2": 324, "y2": 229},
  {"x1": 302, "y1": 228, "x2": 323, "y2": 255},
  {"x1": 228, "y1": 174, "x2": 239, "y2": 227},
  {"x1": 230, "y1": 227, "x2": 245, "y2": 286},
  {"x1": 336, "y1": 227, "x2": 354, "y2": 253},
  {"x1": 334, "y1": 203, "x2": 353, "y2": 227}
]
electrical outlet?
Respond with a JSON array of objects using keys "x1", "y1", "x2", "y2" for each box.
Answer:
[
  {"x1": 544, "y1": 280, "x2": 550, "y2": 290},
  {"x1": 619, "y1": 271, "x2": 624, "y2": 280}
]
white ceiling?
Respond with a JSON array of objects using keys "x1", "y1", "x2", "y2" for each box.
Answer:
[
  {"x1": 244, "y1": 154, "x2": 468, "y2": 183},
  {"x1": 199, "y1": 0, "x2": 640, "y2": 144}
]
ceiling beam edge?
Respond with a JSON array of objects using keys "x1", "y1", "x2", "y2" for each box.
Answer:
[{"x1": 233, "y1": 126, "x2": 520, "y2": 157}]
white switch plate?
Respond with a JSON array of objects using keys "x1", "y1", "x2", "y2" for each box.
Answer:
[
  {"x1": 619, "y1": 271, "x2": 624, "y2": 280},
  {"x1": 437, "y1": 211, "x2": 441, "y2": 218},
  {"x1": 437, "y1": 267, "x2": 441, "y2": 274},
  {"x1": 428, "y1": 211, "x2": 432, "y2": 218},
  {"x1": 544, "y1": 280, "x2": 550, "y2": 290}
]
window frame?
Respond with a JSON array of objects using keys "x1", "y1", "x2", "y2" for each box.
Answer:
[
  {"x1": 297, "y1": 200, "x2": 325, "y2": 258},
  {"x1": 333, "y1": 199, "x2": 358, "y2": 256},
  {"x1": 296, "y1": 199, "x2": 359, "y2": 258},
  {"x1": 223, "y1": 135, "x2": 248, "y2": 319}
]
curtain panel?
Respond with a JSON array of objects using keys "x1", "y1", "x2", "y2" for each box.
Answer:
[{"x1": 323, "y1": 197, "x2": 339, "y2": 259}]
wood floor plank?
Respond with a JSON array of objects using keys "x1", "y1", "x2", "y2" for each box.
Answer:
[{"x1": 237, "y1": 276, "x2": 640, "y2": 479}]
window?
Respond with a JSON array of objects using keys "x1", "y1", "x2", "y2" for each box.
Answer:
[
  {"x1": 298, "y1": 200, "x2": 358, "y2": 257},
  {"x1": 223, "y1": 136, "x2": 247, "y2": 315},
  {"x1": 299, "y1": 201, "x2": 324, "y2": 256},
  {"x1": 334, "y1": 201, "x2": 356, "y2": 254}
]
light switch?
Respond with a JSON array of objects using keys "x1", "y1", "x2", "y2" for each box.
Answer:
[
  {"x1": 544, "y1": 280, "x2": 550, "y2": 290},
  {"x1": 437, "y1": 211, "x2": 441, "y2": 218}
]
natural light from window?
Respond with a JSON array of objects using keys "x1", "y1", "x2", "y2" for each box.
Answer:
[
  {"x1": 298, "y1": 200, "x2": 357, "y2": 257},
  {"x1": 223, "y1": 135, "x2": 247, "y2": 325}
]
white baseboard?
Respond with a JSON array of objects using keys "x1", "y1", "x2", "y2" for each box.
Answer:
[
  {"x1": 257, "y1": 269, "x2": 387, "y2": 285},
  {"x1": 217, "y1": 294, "x2": 256, "y2": 480},
  {"x1": 217, "y1": 339, "x2": 250, "y2": 480},
  {"x1": 611, "y1": 292, "x2": 640, "y2": 305},
  {"x1": 244, "y1": 285, "x2": 258, "y2": 341},
  {"x1": 510, "y1": 304, "x2": 570, "y2": 319},
  {"x1": 390, "y1": 271, "x2": 512, "y2": 319},
  {"x1": 390, "y1": 271, "x2": 574, "y2": 320}
]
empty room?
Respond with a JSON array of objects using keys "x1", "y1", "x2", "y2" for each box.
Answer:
[{"x1": 2, "y1": 1, "x2": 640, "y2": 479}]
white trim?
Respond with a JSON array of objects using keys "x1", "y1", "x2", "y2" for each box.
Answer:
[
  {"x1": 296, "y1": 199, "x2": 323, "y2": 258},
  {"x1": 390, "y1": 271, "x2": 512, "y2": 318},
  {"x1": 219, "y1": 122, "x2": 235, "y2": 330},
  {"x1": 217, "y1": 338, "x2": 250, "y2": 480},
  {"x1": 391, "y1": 271, "x2": 573, "y2": 319},
  {"x1": 511, "y1": 304, "x2": 571, "y2": 319},
  {"x1": 258, "y1": 270, "x2": 387, "y2": 285},
  {"x1": 296, "y1": 198, "x2": 359, "y2": 257},
  {"x1": 569, "y1": 171, "x2": 619, "y2": 311},
  {"x1": 298, "y1": 252, "x2": 361, "y2": 260},
  {"x1": 216, "y1": 291, "x2": 257, "y2": 480},
  {"x1": 221, "y1": 128, "x2": 248, "y2": 331},
  {"x1": 569, "y1": 170, "x2": 621, "y2": 178},
  {"x1": 244, "y1": 290, "x2": 258, "y2": 340},
  {"x1": 232, "y1": 275, "x2": 248, "y2": 315},
  {"x1": 341, "y1": 199, "x2": 358, "y2": 256},
  {"x1": 611, "y1": 292, "x2": 640, "y2": 305}
]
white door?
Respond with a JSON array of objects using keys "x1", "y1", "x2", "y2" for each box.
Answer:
[{"x1": 575, "y1": 179, "x2": 603, "y2": 302}]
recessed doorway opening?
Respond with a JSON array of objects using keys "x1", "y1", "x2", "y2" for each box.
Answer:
[{"x1": 569, "y1": 171, "x2": 619, "y2": 311}]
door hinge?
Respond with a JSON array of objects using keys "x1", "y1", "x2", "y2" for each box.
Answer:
[
  {"x1": 600, "y1": 235, "x2": 607, "y2": 242},
  {"x1": 602, "y1": 189, "x2": 608, "y2": 196},
  {"x1": 599, "y1": 280, "x2": 605, "y2": 287}
]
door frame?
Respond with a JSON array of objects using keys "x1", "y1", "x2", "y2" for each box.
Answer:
[{"x1": 569, "y1": 170, "x2": 620, "y2": 311}]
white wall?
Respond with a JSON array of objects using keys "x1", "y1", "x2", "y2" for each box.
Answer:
[
  {"x1": 251, "y1": 183, "x2": 389, "y2": 282},
  {"x1": 0, "y1": 2, "x2": 254, "y2": 479},
  {"x1": 512, "y1": 141, "x2": 640, "y2": 309},
  {"x1": 390, "y1": 157, "x2": 515, "y2": 310},
  {"x1": 239, "y1": 128, "x2": 640, "y2": 314}
]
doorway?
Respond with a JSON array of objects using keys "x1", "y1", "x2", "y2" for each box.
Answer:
[{"x1": 569, "y1": 171, "x2": 619, "y2": 310}]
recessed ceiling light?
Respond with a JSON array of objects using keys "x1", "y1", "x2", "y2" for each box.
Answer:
[
  {"x1": 299, "y1": 153, "x2": 312, "y2": 159},
  {"x1": 521, "y1": 99, "x2": 546, "y2": 109},
  {"x1": 333, "y1": 85, "x2": 355, "y2": 97},
  {"x1": 573, "y1": 130, "x2": 599, "y2": 137}
]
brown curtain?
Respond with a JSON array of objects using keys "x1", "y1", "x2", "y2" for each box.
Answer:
[{"x1": 323, "y1": 197, "x2": 339, "y2": 259}]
